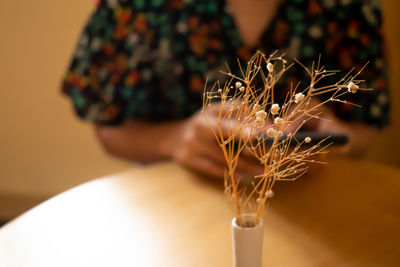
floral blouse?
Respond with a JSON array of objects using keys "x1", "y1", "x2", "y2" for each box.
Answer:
[{"x1": 62, "y1": 0, "x2": 389, "y2": 128}]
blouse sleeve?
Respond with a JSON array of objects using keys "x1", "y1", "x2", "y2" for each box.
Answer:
[
  {"x1": 61, "y1": 0, "x2": 159, "y2": 125},
  {"x1": 322, "y1": 0, "x2": 390, "y2": 128}
]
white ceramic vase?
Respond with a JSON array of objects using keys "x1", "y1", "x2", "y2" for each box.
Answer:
[{"x1": 231, "y1": 214, "x2": 264, "y2": 267}]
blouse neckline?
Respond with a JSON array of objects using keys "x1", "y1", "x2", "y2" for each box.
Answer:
[{"x1": 218, "y1": 0, "x2": 288, "y2": 59}]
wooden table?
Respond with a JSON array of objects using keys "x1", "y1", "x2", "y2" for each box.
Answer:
[{"x1": 1, "y1": 158, "x2": 399, "y2": 267}]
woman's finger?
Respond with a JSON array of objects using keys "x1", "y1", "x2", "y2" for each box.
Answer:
[
  {"x1": 188, "y1": 138, "x2": 227, "y2": 165},
  {"x1": 236, "y1": 155, "x2": 264, "y2": 177}
]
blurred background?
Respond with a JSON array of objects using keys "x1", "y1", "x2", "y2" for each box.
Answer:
[{"x1": 0, "y1": 0, "x2": 399, "y2": 223}]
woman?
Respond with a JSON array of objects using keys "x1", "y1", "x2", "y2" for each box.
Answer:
[{"x1": 62, "y1": 0, "x2": 389, "y2": 178}]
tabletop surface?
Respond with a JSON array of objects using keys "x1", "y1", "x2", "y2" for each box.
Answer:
[{"x1": 1, "y1": 158, "x2": 400, "y2": 267}]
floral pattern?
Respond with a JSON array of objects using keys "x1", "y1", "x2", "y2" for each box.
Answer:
[{"x1": 62, "y1": 0, "x2": 389, "y2": 128}]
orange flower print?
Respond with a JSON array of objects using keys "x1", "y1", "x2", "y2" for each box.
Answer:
[
  {"x1": 134, "y1": 13, "x2": 148, "y2": 33},
  {"x1": 190, "y1": 75, "x2": 204, "y2": 92}
]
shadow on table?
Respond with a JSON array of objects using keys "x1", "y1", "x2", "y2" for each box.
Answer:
[
  {"x1": 0, "y1": 220, "x2": 8, "y2": 228},
  {"x1": 182, "y1": 166, "x2": 225, "y2": 191},
  {"x1": 270, "y1": 159, "x2": 400, "y2": 266},
  {"x1": 178, "y1": 159, "x2": 400, "y2": 265}
]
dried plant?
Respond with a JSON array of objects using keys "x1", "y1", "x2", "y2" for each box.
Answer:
[{"x1": 202, "y1": 51, "x2": 369, "y2": 227}]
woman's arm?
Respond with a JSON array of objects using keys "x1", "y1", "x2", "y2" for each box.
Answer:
[
  {"x1": 95, "y1": 110, "x2": 263, "y2": 178},
  {"x1": 95, "y1": 120, "x2": 184, "y2": 163}
]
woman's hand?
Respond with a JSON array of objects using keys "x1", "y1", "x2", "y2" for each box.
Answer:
[
  {"x1": 168, "y1": 109, "x2": 264, "y2": 179},
  {"x1": 311, "y1": 107, "x2": 377, "y2": 157},
  {"x1": 283, "y1": 99, "x2": 377, "y2": 157},
  {"x1": 96, "y1": 108, "x2": 264, "y2": 179}
]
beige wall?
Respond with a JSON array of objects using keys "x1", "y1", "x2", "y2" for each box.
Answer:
[
  {"x1": 0, "y1": 0, "x2": 130, "y2": 218},
  {"x1": 0, "y1": 0, "x2": 398, "y2": 218}
]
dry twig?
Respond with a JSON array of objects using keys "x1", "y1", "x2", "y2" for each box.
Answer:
[{"x1": 202, "y1": 51, "x2": 368, "y2": 226}]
